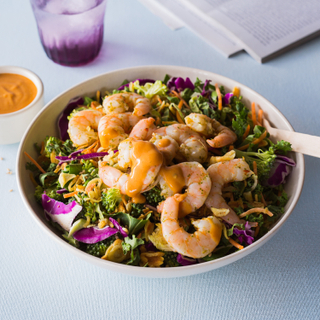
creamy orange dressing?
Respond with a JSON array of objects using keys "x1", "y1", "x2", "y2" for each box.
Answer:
[
  {"x1": 157, "y1": 138, "x2": 171, "y2": 148},
  {"x1": 0, "y1": 73, "x2": 37, "y2": 114},
  {"x1": 159, "y1": 165, "x2": 194, "y2": 217},
  {"x1": 179, "y1": 202, "x2": 193, "y2": 218},
  {"x1": 99, "y1": 127, "x2": 119, "y2": 148},
  {"x1": 159, "y1": 165, "x2": 185, "y2": 194},
  {"x1": 207, "y1": 218, "x2": 222, "y2": 244},
  {"x1": 126, "y1": 141, "x2": 163, "y2": 203}
]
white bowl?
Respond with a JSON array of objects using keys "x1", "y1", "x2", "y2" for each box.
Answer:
[
  {"x1": 16, "y1": 65, "x2": 304, "y2": 278},
  {"x1": 0, "y1": 66, "x2": 44, "y2": 145}
]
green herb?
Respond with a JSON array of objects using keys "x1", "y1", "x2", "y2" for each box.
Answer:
[
  {"x1": 130, "y1": 203, "x2": 145, "y2": 218},
  {"x1": 83, "y1": 96, "x2": 94, "y2": 106},
  {"x1": 144, "y1": 187, "x2": 164, "y2": 207},
  {"x1": 201, "y1": 245, "x2": 233, "y2": 261},
  {"x1": 44, "y1": 136, "x2": 75, "y2": 157},
  {"x1": 122, "y1": 235, "x2": 144, "y2": 266},
  {"x1": 107, "y1": 212, "x2": 151, "y2": 235},
  {"x1": 85, "y1": 235, "x2": 116, "y2": 257},
  {"x1": 235, "y1": 140, "x2": 292, "y2": 179},
  {"x1": 163, "y1": 251, "x2": 180, "y2": 267},
  {"x1": 101, "y1": 188, "x2": 122, "y2": 214},
  {"x1": 231, "y1": 96, "x2": 250, "y2": 139}
]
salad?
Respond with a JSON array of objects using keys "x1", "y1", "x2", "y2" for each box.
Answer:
[{"x1": 25, "y1": 76, "x2": 295, "y2": 267}]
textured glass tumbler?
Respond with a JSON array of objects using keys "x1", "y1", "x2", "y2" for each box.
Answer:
[{"x1": 30, "y1": 0, "x2": 107, "y2": 66}]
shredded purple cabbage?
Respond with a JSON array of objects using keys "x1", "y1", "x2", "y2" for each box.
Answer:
[
  {"x1": 275, "y1": 155, "x2": 296, "y2": 166},
  {"x1": 42, "y1": 194, "x2": 82, "y2": 231},
  {"x1": 56, "y1": 152, "x2": 109, "y2": 163},
  {"x1": 56, "y1": 188, "x2": 68, "y2": 194},
  {"x1": 223, "y1": 93, "x2": 233, "y2": 105},
  {"x1": 58, "y1": 97, "x2": 84, "y2": 141},
  {"x1": 144, "y1": 204, "x2": 158, "y2": 212},
  {"x1": 233, "y1": 222, "x2": 255, "y2": 245},
  {"x1": 118, "y1": 79, "x2": 155, "y2": 90},
  {"x1": 145, "y1": 242, "x2": 157, "y2": 252},
  {"x1": 266, "y1": 155, "x2": 296, "y2": 187},
  {"x1": 200, "y1": 79, "x2": 212, "y2": 96},
  {"x1": 109, "y1": 217, "x2": 128, "y2": 238},
  {"x1": 69, "y1": 149, "x2": 83, "y2": 157},
  {"x1": 197, "y1": 79, "x2": 217, "y2": 109},
  {"x1": 167, "y1": 77, "x2": 195, "y2": 92},
  {"x1": 177, "y1": 254, "x2": 197, "y2": 266},
  {"x1": 73, "y1": 226, "x2": 118, "y2": 244}
]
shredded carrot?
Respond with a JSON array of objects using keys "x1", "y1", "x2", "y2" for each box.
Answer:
[
  {"x1": 261, "y1": 193, "x2": 267, "y2": 207},
  {"x1": 29, "y1": 173, "x2": 38, "y2": 187},
  {"x1": 228, "y1": 238, "x2": 244, "y2": 250},
  {"x1": 157, "y1": 96, "x2": 163, "y2": 104},
  {"x1": 258, "y1": 140, "x2": 268, "y2": 148},
  {"x1": 238, "y1": 130, "x2": 267, "y2": 151},
  {"x1": 176, "y1": 113, "x2": 184, "y2": 124},
  {"x1": 242, "y1": 124, "x2": 250, "y2": 140},
  {"x1": 239, "y1": 207, "x2": 273, "y2": 218},
  {"x1": 121, "y1": 195, "x2": 127, "y2": 206},
  {"x1": 77, "y1": 144, "x2": 88, "y2": 150},
  {"x1": 253, "y1": 161, "x2": 257, "y2": 175},
  {"x1": 171, "y1": 90, "x2": 180, "y2": 98},
  {"x1": 176, "y1": 100, "x2": 185, "y2": 124},
  {"x1": 96, "y1": 90, "x2": 100, "y2": 103},
  {"x1": 24, "y1": 152, "x2": 46, "y2": 174},
  {"x1": 63, "y1": 191, "x2": 78, "y2": 199},
  {"x1": 40, "y1": 141, "x2": 45, "y2": 155},
  {"x1": 251, "y1": 102, "x2": 257, "y2": 126},
  {"x1": 90, "y1": 102, "x2": 99, "y2": 110},
  {"x1": 215, "y1": 84, "x2": 222, "y2": 110},
  {"x1": 229, "y1": 145, "x2": 234, "y2": 151},
  {"x1": 171, "y1": 90, "x2": 190, "y2": 109},
  {"x1": 92, "y1": 140, "x2": 100, "y2": 153},
  {"x1": 82, "y1": 141, "x2": 98, "y2": 154},
  {"x1": 254, "y1": 226, "x2": 260, "y2": 237},
  {"x1": 258, "y1": 109, "x2": 263, "y2": 124}
]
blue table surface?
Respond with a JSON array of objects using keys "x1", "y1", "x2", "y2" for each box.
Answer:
[{"x1": 1, "y1": 1, "x2": 320, "y2": 319}]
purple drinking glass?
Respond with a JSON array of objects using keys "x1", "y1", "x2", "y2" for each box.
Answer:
[{"x1": 30, "y1": 0, "x2": 107, "y2": 67}]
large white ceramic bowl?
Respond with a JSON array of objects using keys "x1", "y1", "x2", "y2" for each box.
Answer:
[
  {"x1": 0, "y1": 66, "x2": 44, "y2": 145},
  {"x1": 16, "y1": 66, "x2": 304, "y2": 278}
]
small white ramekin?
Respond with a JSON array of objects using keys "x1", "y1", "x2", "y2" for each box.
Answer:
[{"x1": 0, "y1": 66, "x2": 44, "y2": 145}]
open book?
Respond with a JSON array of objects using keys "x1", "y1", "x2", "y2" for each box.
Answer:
[{"x1": 139, "y1": 0, "x2": 320, "y2": 63}]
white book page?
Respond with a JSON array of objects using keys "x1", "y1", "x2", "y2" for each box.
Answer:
[
  {"x1": 139, "y1": 0, "x2": 242, "y2": 57},
  {"x1": 179, "y1": 0, "x2": 320, "y2": 62},
  {"x1": 139, "y1": 0, "x2": 184, "y2": 30}
]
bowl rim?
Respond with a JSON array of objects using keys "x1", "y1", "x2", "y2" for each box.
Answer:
[
  {"x1": 0, "y1": 65, "x2": 44, "y2": 117},
  {"x1": 16, "y1": 65, "x2": 305, "y2": 277}
]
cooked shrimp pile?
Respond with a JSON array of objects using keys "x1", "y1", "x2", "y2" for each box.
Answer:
[{"x1": 29, "y1": 78, "x2": 291, "y2": 267}]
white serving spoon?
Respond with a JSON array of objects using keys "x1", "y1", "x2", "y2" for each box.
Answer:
[{"x1": 263, "y1": 119, "x2": 320, "y2": 158}]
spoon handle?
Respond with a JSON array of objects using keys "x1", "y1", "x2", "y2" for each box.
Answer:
[{"x1": 264, "y1": 119, "x2": 320, "y2": 158}]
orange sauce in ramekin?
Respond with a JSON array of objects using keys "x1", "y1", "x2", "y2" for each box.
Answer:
[{"x1": 0, "y1": 73, "x2": 37, "y2": 114}]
